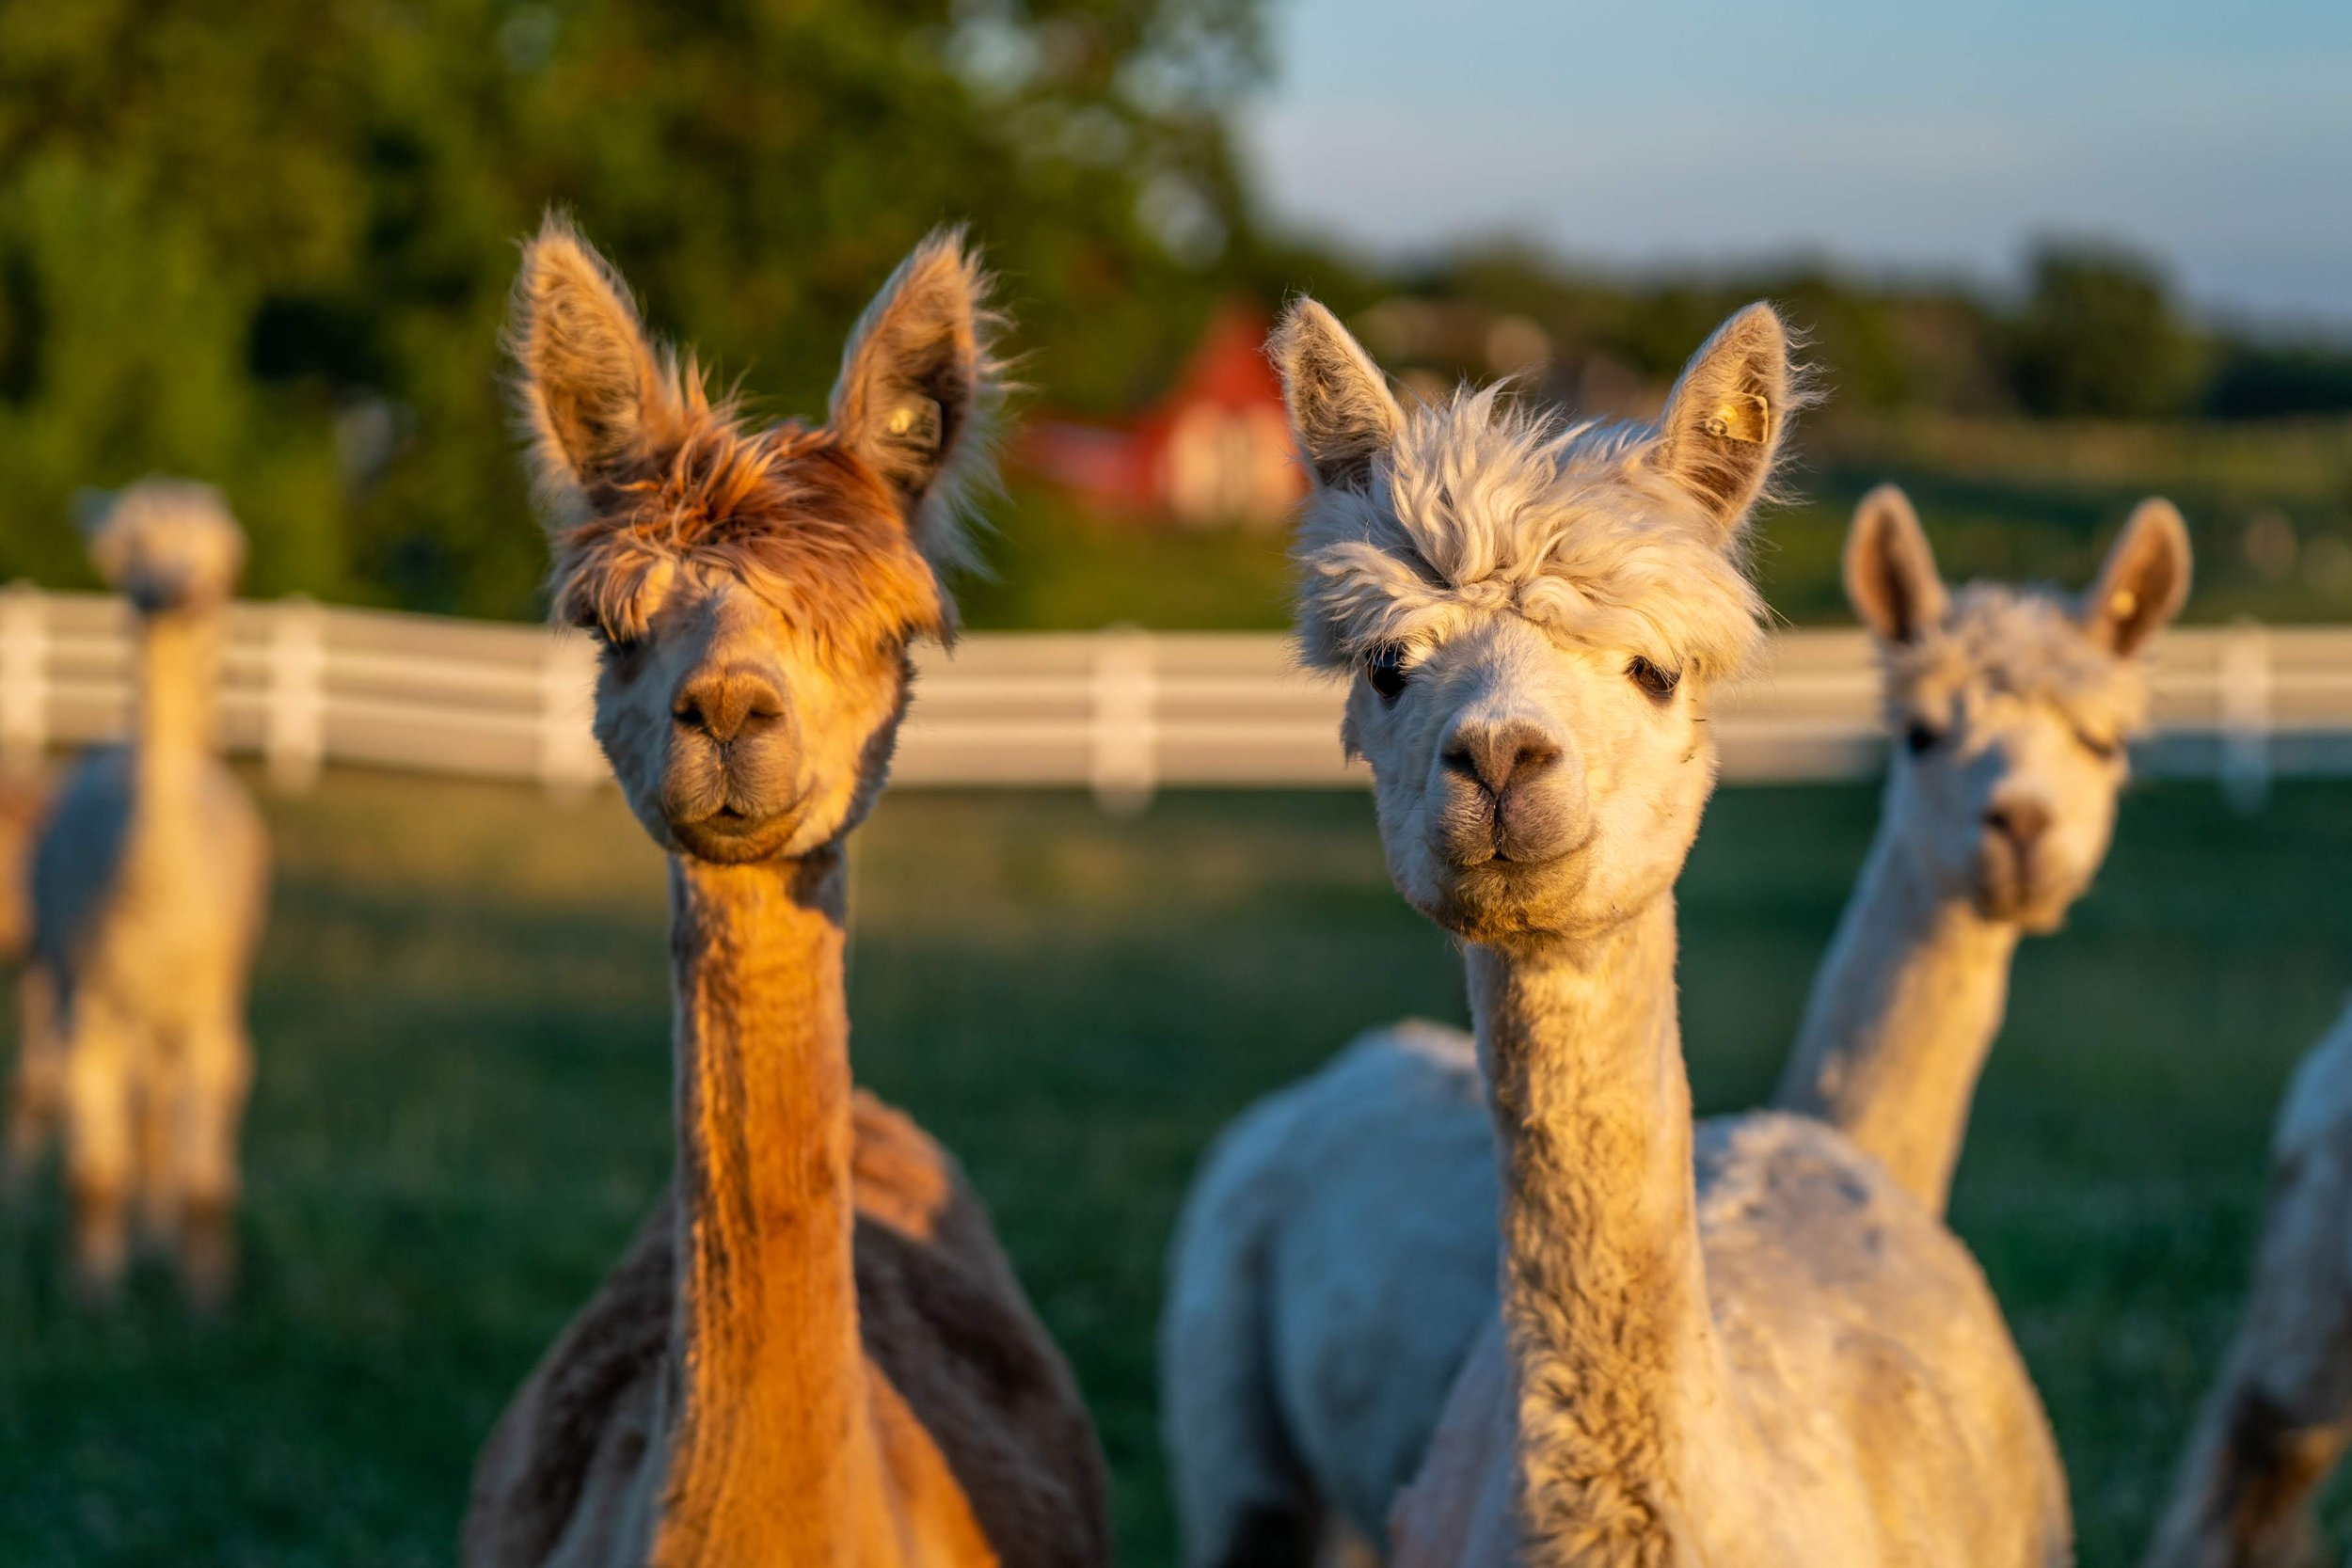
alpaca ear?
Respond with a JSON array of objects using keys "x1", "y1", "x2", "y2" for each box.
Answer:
[
  {"x1": 2083, "y1": 499, "x2": 2192, "y2": 657},
  {"x1": 831, "y1": 228, "x2": 1001, "y2": 568},
  {"x1": 508, "y1": 214, "x2": 681, "y2": 498},
  {"x1": 1844, "y1": 484, "x2": 1947, "y2": 644},
  {"x1": 1651, "y1": 302, "x2": 1795, "y2": 536},
  {"x1": 1268, "y1": 298, "x2": 1403, "y2": 492}
]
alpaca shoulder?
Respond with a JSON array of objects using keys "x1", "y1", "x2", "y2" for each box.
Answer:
[
  {"x1": 1694, "y1": 1112, "x2": 2071, "y2": 1566},
  {"x1": 849, "y1": 1088, "x2": 1114, "y2": 1568}
]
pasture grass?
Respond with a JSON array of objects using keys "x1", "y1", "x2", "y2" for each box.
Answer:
[{"x1": 2, "y1": 768, "x2": 2348, "y2": 1563}]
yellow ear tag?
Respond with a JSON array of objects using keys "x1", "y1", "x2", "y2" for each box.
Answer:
[
  {"x1": 883, "y1": 398, "x2": 943, "y2": 449},
  {"x1": 2108, "y1": 589, "x2": 2138, "y2": 620},
  {"x1": 1702, "y1": 391, "x2": 1771, "y2": 444}
]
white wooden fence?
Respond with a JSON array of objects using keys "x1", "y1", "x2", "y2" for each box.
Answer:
[{"x1": 1, "y1": 585, "x2": 2344, "y2": 811}]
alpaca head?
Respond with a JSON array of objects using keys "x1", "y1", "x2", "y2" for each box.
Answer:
[
  {"x1": 1845, "y1": 485, "x2": 2191, "y2": 931},
  {"x1": 77, "y1": 478, "x2": 247, "y2": 617},
  {"x1": 509, "y1": 216, "x2": 999, "y2": 863},
  {"x1": 1277, "y1": 299, "x2": 1798, "y2": 946}
]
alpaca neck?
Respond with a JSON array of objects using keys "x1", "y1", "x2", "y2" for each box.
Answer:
[
  {"x1": 1471, "y1": 898, "x2": 1732, "y2": 1554},
  {"x1": 133, "y1": 610, "x2": 221, "y2": 800},
  {"x1": 1771, "y1": 817, "x2": 2020, "y2": 1212},
  {"x1": 654, "y1": 847, "x2": 886, "y2": 1564}
]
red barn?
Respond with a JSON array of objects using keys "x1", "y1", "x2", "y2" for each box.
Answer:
[{"x1": 1019, "y1": 306, "x2": 1305, "y2": 531}]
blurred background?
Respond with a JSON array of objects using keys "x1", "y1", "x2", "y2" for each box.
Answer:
[{"x1": 1, "y1": 1, "x2": 2349, "y2": 1563}]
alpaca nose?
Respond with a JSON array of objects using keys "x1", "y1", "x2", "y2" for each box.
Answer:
[
  {"x1": 673, "y1": 665, "x2": 785, "y2": 745},
  {"x1": 1984, "y1": 797, "x2": 2051, "y2": 854},
  {"x1": 1442, "y1": 721, "x2": 1563, "y2": 800}
]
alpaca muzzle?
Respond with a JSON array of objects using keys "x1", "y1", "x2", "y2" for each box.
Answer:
[
  {"x1": 659, "y1": 663, "x2": 807, "y2": 860},
  {"x1": 1433, "y1": 719, "x2": 1581, "y2": 868}
]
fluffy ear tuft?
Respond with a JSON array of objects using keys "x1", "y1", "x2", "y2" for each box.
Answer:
[
  {"x1": 830, "y1": 227, "x2": 1004, "y2": 577},
  {"x1": 1652, "y1": 302, "x2": 1801, "y2": 535},
  {"x1": 2084, "y1": 498, "x2": 2192, "y2": 657},
  {"x1": 1268, "y1": 298, "x2": 1403, "y2": 492},
  {"x1": 507, "y1": 214, "x2": 682, "y2": 503},
  {"x1": 1843, "y1": 484, "x2": 1947, "y2": 644}
]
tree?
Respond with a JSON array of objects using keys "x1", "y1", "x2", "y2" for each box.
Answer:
[
  {"x1": 0, "y1": 0, "x2": 1271, "y2": 615},
  {"x1": 2008, "y1": 241, "x2": 2204, "y2": 420}
]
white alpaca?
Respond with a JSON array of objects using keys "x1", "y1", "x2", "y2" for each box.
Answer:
[
  {"x1": 6, "y1": 481, "x2": 269, "y2": 1305},
  {"x1": 1175, "y1": 299, "x2": 2070, "y2": 1566},
  {"x1": 2143, "y1": 999, "x2": 2352, "y2": 1568},
  {"x1": 1778, "y1": 484, "x2": 2189, "y2": 1202},
  {"x1": 1164, "y1": 482, "x2": 2186, "y2": 1564}
]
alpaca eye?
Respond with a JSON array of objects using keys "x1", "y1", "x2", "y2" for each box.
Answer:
[
  {"x1": 2076, "y1": 727, "x2": 2119, "y2": 762},
  {"x1": 1904, "y1": 721, "x2": 1942, "y2": 755},
  {"x1": 1366, "y1": 645, "x2": 1409, "y2": 702},
  {"x1": 1627, "y1": 657, "x2": 1680, "y2": 703},
  {"x1": 588, "y1": 621, "x2": 645, "y2": 663}
]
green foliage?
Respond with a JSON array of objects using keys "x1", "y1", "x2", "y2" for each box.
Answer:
[
  {"x1": 2009, "y1": 242, "x2": 2207, "y2": 419},
  {"x1": 0, "y1": 0, "x2": 1272, "y2": 615}
]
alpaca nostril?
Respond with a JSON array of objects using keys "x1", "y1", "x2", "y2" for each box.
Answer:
[
  {"x1": 1984, "y1": 798, "x2": 2051, "y2": 850},
  {"x1": 674, "y1": 668, "x2": 786, "y2": 745},
  {"x1": 1444, "y1": 722, "x2": 1562, "y2": 799}
]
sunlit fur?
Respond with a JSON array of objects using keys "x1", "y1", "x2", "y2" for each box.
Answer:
[
  {"x1": 1769, "y1": 487, "x2": 2194, "y2": 1206},
  {"x1": 2144, "y1": 1000, "x2": 2352, "y2": 1568},
  {"x1": 506, "y1": 217, "x2": 989, "y2": 864},
  {"x1": 464, "y1": 220, "x2": 1108, "y2": 1568},
  {"x1": 1271, "y1": 301, "x2": 1797, "y2": 957},
  {"x1": 1291, "y1": 388, "x2": 1766, "y2": 688},
  {"x1": 1167, "y1": 302, "x2": 2069, "y2": 1568},
  {"x1": 1164, "y1": 485, "x2": 2173, "y2": 1560},
  {"x1": 6, "y1": 480, "x2": 268, "y2": 1307},
  {"x1": 1859, "y1": 488, "x2": 2189, "y2": 936}
]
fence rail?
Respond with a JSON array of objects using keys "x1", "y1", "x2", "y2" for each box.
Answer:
[{"x1": 1, "y1": 586, "x2": 2345, "y2": 810}]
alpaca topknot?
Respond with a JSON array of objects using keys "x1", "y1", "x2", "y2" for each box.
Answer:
[
  {"x1": 507, "y1": 214, "x2": 1013, "y2": 658},
  {"x1": 1292, "y1": 385, "x2": 1773, "y2": 681},
  {"x1": 1885, "y1": 583, "x2": 2155, "y2": 739},
  {"x1": 78, "y1": 476, "x2": 248, "y2": 613}
]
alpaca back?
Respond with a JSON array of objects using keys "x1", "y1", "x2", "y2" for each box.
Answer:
[
  {"x1": 1163, "y1": 1022, "x2": 1499, "y2": 1561},
  {"x1": 30, "y1": 746, "x2": 267, "y2": 1020},
  {"x1": 464, "y1": 1092, "x2": 1112, "y2": 1568},
  {"x1": 1692, "y1": 1114, "x2": 2071, "y2": 1566}
]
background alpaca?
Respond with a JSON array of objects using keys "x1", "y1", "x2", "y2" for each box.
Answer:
[
  {"x1": 2142, "y1": 998, "x2": 2352, "y2": 1568},
  {"x1": 1182, "y1": 297, "x2": 2068, "y2": 1566},
  {"x1": 4, "y1": 480, "x2": 269, "y2": 1306},
  {"x1": 461, "y1": 219, "x2": 1109, "y2": 1566},
  {"x1": 1776, "y1": 483, "x2": 2191, "y2": 1205},
  {"x1": 1164, "y1": 483, "x2": 2185, "y2": 1562}
]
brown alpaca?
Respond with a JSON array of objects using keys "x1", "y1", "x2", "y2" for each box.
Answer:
[{"x1": 459, "y1": 219, "x2": 1109, "y2": 1567}]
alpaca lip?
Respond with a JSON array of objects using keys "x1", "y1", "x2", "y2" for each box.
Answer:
[
  {"x1": 666, "y1": 785, "x2": 812, "y2": 858},
  {"x1": 1444, "y1": 821, "x2": 1595, "y2": 874}
]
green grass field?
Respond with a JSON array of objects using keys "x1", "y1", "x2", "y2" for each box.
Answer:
[{"x1": 3, "y1": 768, "x2": 2350, "y2": 1564}]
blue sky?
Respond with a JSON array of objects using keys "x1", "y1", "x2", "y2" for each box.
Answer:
[{"x1": 1242, "y1": 0, "x2": 2352, "y2": 327}]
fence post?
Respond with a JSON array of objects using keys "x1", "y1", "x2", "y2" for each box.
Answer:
[
  {"x1": 265, "y1": 595, "x2": 326, "y2": 792},
  {"x1": 536, "y1": 630, "x2": 603, "y2": 800},
  {"x1": 2218, "y1": 619, "x2": 2271, "y2": 816},
  {"x1": 0, "y1": 582, "x2": 48, "y2": 774},
  {"x1": 1089, "y1": 626, "x2": 1157, "y2": 816}
]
